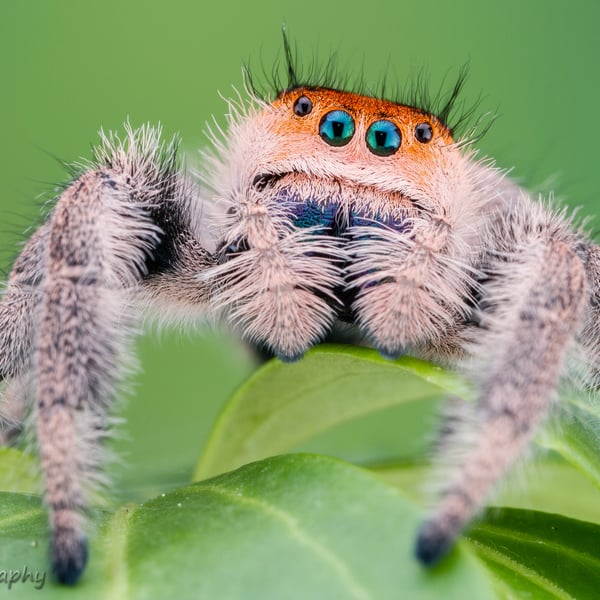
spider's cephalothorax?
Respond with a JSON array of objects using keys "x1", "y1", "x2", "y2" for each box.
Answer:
[
  {"x1": 209, "y1": 87, "x2": 474, "y2": 361},
  {"x1": 0, "y1": 78, "x2": 597, "y2": 584}
]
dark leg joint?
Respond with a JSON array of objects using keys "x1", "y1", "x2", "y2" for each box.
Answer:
[
  {"x1": 414, "y1": 520, "x2": 456, "y2": 567},
  {"x1": 50, "y1": 527, "x2": 88, "y2": 586}
]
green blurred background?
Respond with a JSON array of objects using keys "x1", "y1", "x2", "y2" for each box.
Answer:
[{"x1": 1, "y1": 0, "x2": 599, "y2": 501}]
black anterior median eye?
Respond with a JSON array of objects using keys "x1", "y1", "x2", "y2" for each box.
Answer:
[
  {"x1": 365, "y1": 120, "x2": 401, "y2": 156},
  {"x1": 319, "y1": 110, "x2": 355, "y2": 146},
  {"x1": 293, "y1": 95, "x2": 313, "y2": 116},
  {"x1": 415, "y1": 122, "x2": 433, "y2": 143}
]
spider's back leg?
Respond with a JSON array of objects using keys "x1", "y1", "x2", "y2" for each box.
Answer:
[
  {"x1": 576, "y1": 241, "x2": 600, "y2": 385},
  {"x1": 0, "y1": 225, "x2": 48, "y2": 441},
  {"x1": 0, "y1": 225, "x2": 47, "y2": 378}
]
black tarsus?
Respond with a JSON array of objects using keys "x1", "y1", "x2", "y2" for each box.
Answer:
[
  {"x1": 414, "y1": 521, "x2": 454, "y2": 567},
  {"x1": 51, "y1": 534, "x2": 88, "y2": 585}
]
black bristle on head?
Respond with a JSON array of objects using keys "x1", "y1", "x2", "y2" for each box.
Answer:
[
  {"x1": 245, "y1": 28, "x2": 487, "y2": 138},
  {"x1": 438, "y1": 63, "x2": 470, "y2": 126},
  {"x1": 282, "y1": 25, "x2": 299, "y2": 90}
]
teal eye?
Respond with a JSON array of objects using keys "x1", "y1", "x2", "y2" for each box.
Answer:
[
  {"x1": 366, "y1": 120, "x2": 401, "y2": 156},
  {"x1": 319, "y1": 110, "x2": 355, "y2": 147}
]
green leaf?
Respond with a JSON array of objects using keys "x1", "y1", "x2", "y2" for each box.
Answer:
[
  {"x1": 194, "y1": 344, "x2": 600, "y2": 505},
  {"x1": 0, "y1": 447, "x2": 40, "y2": 494},
  {"x1": 538, "y1": 396, "x2": 600, "y2": 490},
  {"x1": 374, "y1": 458, "x2": 600, "y2": 525},
  {"x1": 467, "y1": 508, "x2": 600, "y2": 599},
  {"x1": 0, "y1": 454, "x2": 497, "y2": 599},
  {"x1": 194, "y1": 344, "x2": 470, "y2": 480},
  {"x1": 0, "y1": 493, "x2": 67, "y2": 598},
  {"x1": 6, "y1": 347, "x2": 600, "y2": 598}
]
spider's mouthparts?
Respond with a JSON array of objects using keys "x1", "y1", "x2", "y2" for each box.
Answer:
[
  {"x1": 251, "y1": 173, "x2": 279, "y2": 192},
  {"x1": 277, "y1": 187, "x2": 410, "y2": 237},
  {"x1": 215, "y1": 236, "x2": 250, "y2": 264},
  {"x1": 216, "y1": 172, "x2": 413, "y2": 268}
]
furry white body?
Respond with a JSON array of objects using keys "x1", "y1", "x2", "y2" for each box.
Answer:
[{"x1": 0, "y1": 84, "x2": 594, "y2": 583}]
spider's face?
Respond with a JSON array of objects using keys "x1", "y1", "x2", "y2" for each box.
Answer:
[
  {"x1": 210, "y1": 88, "x2": 471, "y2": 360},
  {"x1": 266, "y1": 87, "x2": 455, "y2": 185},
  {"x1": 238, "y1": 88, "x2": 462, "y2": 229}
]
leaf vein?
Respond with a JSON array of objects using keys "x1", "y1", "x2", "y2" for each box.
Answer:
[
  {"x1": 473, "y1": 523, "x2": 600, "y2": 569},
  {"x1": 468, "y1": 539, "x2": 575, "y2": 600},
  {"x1": 197, "y1": 483, "x2": 372, "y2": 600}
]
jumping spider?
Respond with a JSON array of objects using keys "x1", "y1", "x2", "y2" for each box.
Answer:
[{"x1": 1, "y1": 55, "x2": 597, "y2": 585}]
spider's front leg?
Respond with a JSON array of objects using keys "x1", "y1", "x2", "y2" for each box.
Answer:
[
  {"x1": 1, "y1": 127, "x2": 215, "y2": 585},
  {"x1": 415, "y1": 220, "x2": 587, "y2": 565},
  {"x1": 0, "y1": 226, "x2": 48, "y2": 441}
]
